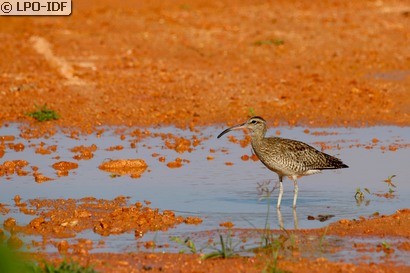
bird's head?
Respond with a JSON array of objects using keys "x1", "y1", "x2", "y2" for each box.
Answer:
[{"x1": 217, "y1": 116, "x2": 267, "y2": 139}]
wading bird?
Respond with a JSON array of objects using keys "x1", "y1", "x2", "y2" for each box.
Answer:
[{"x1": 217, "y1": 116, "x2": 348, "y2": 209}]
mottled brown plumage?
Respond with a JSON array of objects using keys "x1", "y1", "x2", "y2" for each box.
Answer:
[{"x1": 217, "y1": 116, "x2": 348, "y2": 209}]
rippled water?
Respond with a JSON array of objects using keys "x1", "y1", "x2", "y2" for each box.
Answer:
[{"x1": 1, "y1": 124, "x2": 409, "y2": 263}]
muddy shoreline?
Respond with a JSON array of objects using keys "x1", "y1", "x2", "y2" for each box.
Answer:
[
  {"x1": 0, "y1": 1, "x2": 409, "y2": 130},
  {"x1": 2, "y1": 197, "x2": 410, "y2": 272}
]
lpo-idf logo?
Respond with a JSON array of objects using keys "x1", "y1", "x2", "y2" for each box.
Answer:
[{"x1": 1, "y1": 0, "x2": 72, "y2": 15}]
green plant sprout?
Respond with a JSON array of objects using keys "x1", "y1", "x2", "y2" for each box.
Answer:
[
  {"x1": 201, "y1": 233, "x2": 240, "y2": 260},
  {"x1": 383, "y1": 175, "x2": 397, "y2": 194},
  {"x1": 0, "y1": 243, "x2": 98, "y2": 273},
  {"x1": 26, "y1": 104, "x2": 60, "y2": 122},
  {"x1": 254, "y1": 181, "x2": 290, "y2": 273},
  {"x1": 354, "y1": 187, "x2": 372, "y2": 206},
  {"x1": 254, "y1": 39, "x2": 285, "y2": 46},
  {"x1": 248, "y1": 107, "x2": 256, "y2": 117},
  {"x1": 319, "y1": 225, "x2": 329, "y2": 251},
  {"x1": 381, "y1": 241, "x2": 391, "y2": 249},
  {"x1": 170, "y1": 236, "x2": 197, "y2": 254},
  {"x1": 38, "y1": 259, "x2": 98, "y2": 273},
  {"x1": 354, "y1": 187, "x2": 370, "y2": 201},
  {"x1": 179, "y1": 4, "x2": 191, "y2": 10}
]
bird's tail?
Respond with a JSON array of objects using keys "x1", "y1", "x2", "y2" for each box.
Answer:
[{"x1": 320, "y1": 154, "x2": 349, "y2": 169}]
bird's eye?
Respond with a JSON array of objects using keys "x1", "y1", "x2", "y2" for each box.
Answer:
[{"x1": 250, "y1": 120, "x2": 257, "y2": 124}]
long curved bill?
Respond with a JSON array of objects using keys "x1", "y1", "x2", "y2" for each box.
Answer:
[{"x1": 217, "y1": 122, "x2": 246, "y2": 139}]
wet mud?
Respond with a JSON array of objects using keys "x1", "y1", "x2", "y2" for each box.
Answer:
[
  {"x1": 2, "y1": 197, "x2": 410, "y2": 273},
  {"x1": 1, "y1": 0, "x2": 410, "y2": 272}
]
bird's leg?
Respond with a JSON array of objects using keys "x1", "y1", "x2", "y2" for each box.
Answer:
[
  {"x1": 277, "y1": 208, "x2": 284, "y2": 230},
  {"x1": 277, "y1": 176, "x2": 283, "y2": 209},
  {"x1": 293, "y1": 179, "x2": 298, "y2": 208},
  {"x1": 293, "y1": 207, "x2": 299, "y2": 229}
]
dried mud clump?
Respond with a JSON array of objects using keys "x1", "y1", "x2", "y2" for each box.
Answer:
[
  {"x1": 70, "y1": 144, "x2": 97, "y2": 160},
  {"x1": 93, "y1": 204, "x2": 196, "y2": 237},
  {"x1": 0, "y1": 203, "x2": 10, "y2": 215},
  {"x1": 0, "y1": 136, "x2": 15, "y2": 142},
  {"x1": 32, "y1": 168, "x2": 54, "y2": 183},
  {"x1": 10, "y1": 196, "x2": 201, "y2": 240},
  {"x1": 324, "y1": 209, "x2": 410, "y2": 237},
  {"x1": 35, "y1": 142, "x2": 57, "y2": 155},
  {"x1": 52, "y1": 161, "x2": 79, "y2": 176},
  {"x1": 164, "y1": 136, "x2": 192, "y2": 153},
  {"x1": 98, "y1": 159, "x2": 148, "y2": 178},
  {"x1": 183, "y1": 216, "x2": 203, "y2": 225},
  {"x1": 3, "y1": 217, "x2": 17, "y2": 230},
  {"x1": 219, "y1": 221, "x2": 235, "y2": 228},
  {"x1": 12, "y1": 143, "x2": 25, "y2": 152},
  {"x1": 0, "y1": 160, "x2": 30, "y2": 177},
  {"x1": 52, "y1": 161, "x2": 79, "y2": 171},
  {"x1": 166, "y1": 157, "x2": 190, "y2": 168},
  {"x1": 105, "y1": 145, "x2": 124, "y2": 151}
]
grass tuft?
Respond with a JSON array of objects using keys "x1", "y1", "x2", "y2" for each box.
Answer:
[
  {"x1": 170, "y1": 236, "x2": 198, "y2": 254},
  {"x1": 254, "y1": 39, "x2": 285, "y2": 46},
  {"x1": 26, "y1": 104, "x2": 60, "y2": 122},
  {"x1": 201, "y1": 233, "x2": 239, "y2": 260},
  {"x1": 39, "y1": 259, "x2": 98, "y2": 273}
]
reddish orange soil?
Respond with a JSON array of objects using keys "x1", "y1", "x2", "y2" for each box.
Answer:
[
  {"x1": 2, "y1": 197, "x2": 410, "y2": 273},
  {"x1": 30, "y1": 208, "x2": 406, "y2": 273},
  {"x1": 98, "y1": 159, "x2": 148, "y2": 178},
  {"x1": 34, "y1": 252, "x2": 410, "y2": 273},
  {"x1": 1, "y1": 0, "x2": 410, "y2": 272},
  {"x1": 5, "y1": 197, "x2": 201, "y2": 241},
  {"x1": 0, "y1": 0, "x2": 409, "y2": 132},
  {"x1": 320, "y1": 209, "x2": 410, "y2": 238}
]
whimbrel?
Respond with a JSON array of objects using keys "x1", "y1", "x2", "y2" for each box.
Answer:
[{"x1": 217, "y1": 116, "x2": 348, "y2": 209}]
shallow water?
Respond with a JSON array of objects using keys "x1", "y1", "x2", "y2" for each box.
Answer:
[{"x1": 1, "y1": 124, "x2": 409, "y2": 263}]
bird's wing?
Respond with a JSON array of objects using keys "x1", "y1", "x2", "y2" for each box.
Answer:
[{"x1": 260, "y1": 138, "x2": 343, "y2": 171}]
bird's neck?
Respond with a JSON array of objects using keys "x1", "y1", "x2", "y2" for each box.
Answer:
[{"x1": 250, "y1": 130, "x2": 265, "y2": 144}]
